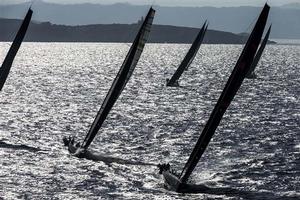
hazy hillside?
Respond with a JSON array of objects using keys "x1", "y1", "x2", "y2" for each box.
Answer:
[
  {"x1": 0, "y1": 18, "x2": 256, "y2": 44},
  {"x1": 0, "y1": 1, "x2": 299, "y2": 39},
  {"x1": 281, "y1": 3, "x2": 300, "y2": 9}
]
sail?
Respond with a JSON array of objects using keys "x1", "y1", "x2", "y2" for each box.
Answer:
[
  {"x1": 185, "y1": 24, "x2": 208, "y2": 71},
  {"x1": 246, "y1": 25, "x2": 272, "y2": 78},
  {"x1": 81, "y1": 8, "x2": 155, "y2": 149},
  {"x1": 166, "y1": 22, "x2": 207, "y2": 86},
  {"x1": 0, "y1": 8, "x2": 32, "y2": 91},
  {"x1": 179, "y1": 4, "x2": 270, "y2": 184}
]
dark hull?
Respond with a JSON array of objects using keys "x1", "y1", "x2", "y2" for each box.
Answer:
[
  {"x1": 65, "y1": 138, "x2": 156, "y2": 166},
  {"x1": 162, "y1": 170, "x2": 280, "y2": 199},
  {"x1": 162, "y1": 170, "x2": 213, "y2": 193},
  {"x1": 166, "y1": 79, "x2": 179, "y2": 87}
]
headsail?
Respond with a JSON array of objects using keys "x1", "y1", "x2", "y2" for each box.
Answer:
[
  {"x1": 0, "y1": 8, "x2": 32, "y2": 91},
  {"x1": 246, "y1": 25, "x2": 272, "y2": 78},
  {"x1": 166, "y1": 22, "x2": 207, "y2": 87},
  {"x1": 81, "y1": 8, "x2": 155, "y2": 149},
  {"x1": 178, "y1": 4, "x2": 270, "y2": 185}
]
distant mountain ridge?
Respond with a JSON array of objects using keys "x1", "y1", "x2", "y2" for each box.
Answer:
[
  {"x1": 281, "y1": 3, "x2": 300, "y2": 9},
  {"x1": 0, "y1": 1, "x2": 299, "y2": 39},
  {"x1": 0, "y1": 18, "x2": 259, "y2": 44}
]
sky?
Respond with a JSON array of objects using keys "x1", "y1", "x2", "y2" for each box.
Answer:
[{"x1": 1, "y1": 0, "x2": 300, "y2": 7}]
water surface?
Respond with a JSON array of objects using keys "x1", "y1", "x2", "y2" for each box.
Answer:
[{"x1": 0, "y1": 42, "x2": 299, "y2": 199}]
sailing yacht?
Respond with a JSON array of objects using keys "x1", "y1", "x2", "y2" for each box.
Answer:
[
  {"x1": 64, "y1": 7, "x2": 155, "y2": 162},
  {"x1": 159, "y1": 4, "x2": 270, "y2": 193},
  {"x1": 166, "y1": 22, "x2": 208, "y2": 87}
]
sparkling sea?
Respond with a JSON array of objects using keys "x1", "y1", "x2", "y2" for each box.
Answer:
[{"x1": 0, "y1": 42, "x2": 299, "y2": 199}]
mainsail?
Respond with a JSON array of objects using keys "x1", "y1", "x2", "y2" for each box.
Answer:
[
  {"x1": 246, "y1": 25, "x2": 272, "y2": 78},
  {"x1": 178, "y1": 4, "x2": 270, "y2": 185},
  {"x1": 166, "y1": 22, "x2": 207, "y2": 87},
  {"x1": 81, "y1": 8, "x2": 155, "y2": 149},
  {"x1": 0, "y1": 8, "x2": 32, "y2": 91}
]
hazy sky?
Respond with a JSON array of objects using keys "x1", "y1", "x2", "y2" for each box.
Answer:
[{"x1": 1, "y1": 0, "x2": 300, "y2": 7}]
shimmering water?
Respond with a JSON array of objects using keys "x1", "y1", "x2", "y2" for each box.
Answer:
[{"x1": 0, "y1": 42, "x2": 299, "y2": 199}]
